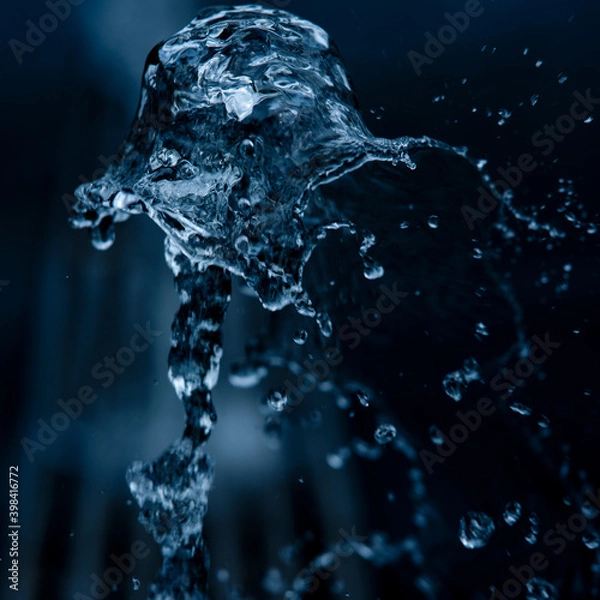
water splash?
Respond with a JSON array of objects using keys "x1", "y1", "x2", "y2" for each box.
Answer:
[{"x1": 67, "y1": 4, "x2": 552, "y2": 598}]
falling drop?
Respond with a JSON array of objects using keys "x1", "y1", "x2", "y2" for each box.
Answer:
[
  {"x1": 458, "y1": 512, "x2": 495, "y2": 549},
  {"x1": 374, "y1": 423, "x2": 397, "y2": 445}
]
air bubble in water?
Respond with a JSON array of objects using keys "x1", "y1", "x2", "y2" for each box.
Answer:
[
  {"x1": 374, "y1": 423, "x2": 397, "y2": 445},
  {"x1": 458, "y1": 512, "x2": 495, "y2": 549},
  {"x1": 583, "y1": 532, "x2": 600, "y2": 549},
  {"x1": 503, "y1": 501, "x2": 522, "y2": 526},
  {"x1": 132, "y1": 578, "x2": 141, "y2": 591}
]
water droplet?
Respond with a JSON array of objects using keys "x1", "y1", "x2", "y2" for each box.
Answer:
[
  {"x1": 429, "y1": 425, "x2": 444, "y2": 445},
  {"x1": 473, "y1": 247, "x2": 483, "y2": 259},
  {"x1": 399, "y1": 221, "x2": 409, "y2": 229},
  {"x1": 132, "y1": 578, "x2": 141, "y2": 591},
  {"x1": 458, "y1": 512, "x2": 495, "y2": 549},
  {"x1": 357, "y1": 390, "x2": 370, "y2": 407},
  {"x1": 530, "y1": 94, "x2": 540, "y2": 106},
  {"x1": 363, "y1": 256, "x2": 385, "y2": 280},
  {"x1": 427, "y1": 215, "x2": 439, "y2": 229},
  {"x1": 509, "y1": 402, "x2": 532, "y2": 416},
  {"x1": 558, "y1": 73, "x2": 568, "y2": 85},
  {"x1": 535, "y1": 60, "x2": 543, "y2": 68},
  {"x1": 68, "y1": 529, "x2": 75, "y2": 537},
  {"x1": 475, "y1": 322, "x2": 488, "y2": 337},
  {"x1": 316, "y1": 312, "x2": 333, "y2": 337},
  {"x1": 374, "y1": 423, "x2": 397, "y2": 445},
  {"x1": 538, "y1": 415, "x2": 550, "y2": 429},
  {"x1": 583, "y1": 532, "x2": 600, "y2": 549},
  {"x1": 525, "y1": 577, "x2": 557, "y2": 599},
  {"x1": 523, "y1": 47, "x2": 529, "y2": 55},
  {"x1": 503, "y1": 501, "x2": 522, "y2": 526},
  {"x1": 293, "y1": 329, "x2": 308, "y2": 345},
  {"x1": 267, "y1": 387, "x2": 288, "y2": 412},
  {"x1": 443, "y1": 371, "x2": 466, "y2": 401}
]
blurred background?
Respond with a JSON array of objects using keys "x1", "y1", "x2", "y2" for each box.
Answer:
[{"x1": 1, "y1": 0, "x2": 600, "y2": 599}]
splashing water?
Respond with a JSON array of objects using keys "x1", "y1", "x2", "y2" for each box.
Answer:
[{"x1": 67, "y1": 4, "x2": 582, "y2": 599}]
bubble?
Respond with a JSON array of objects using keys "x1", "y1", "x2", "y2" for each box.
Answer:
[
  {"x1": 132, "y1": 578, "x2": 141, "y2": 591},
  {"x1": 374, "y1": 423, "x2": 397, "y2": 445},
  {"x1": 583, "y1": 532, "x2": 600, "y2": 549},
  {"x1": 458, "y1": 512, "x2": 495, "y2": 549},
  {"x1": 503, "y1": 501, "x2": 522, "y2": 526}
]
